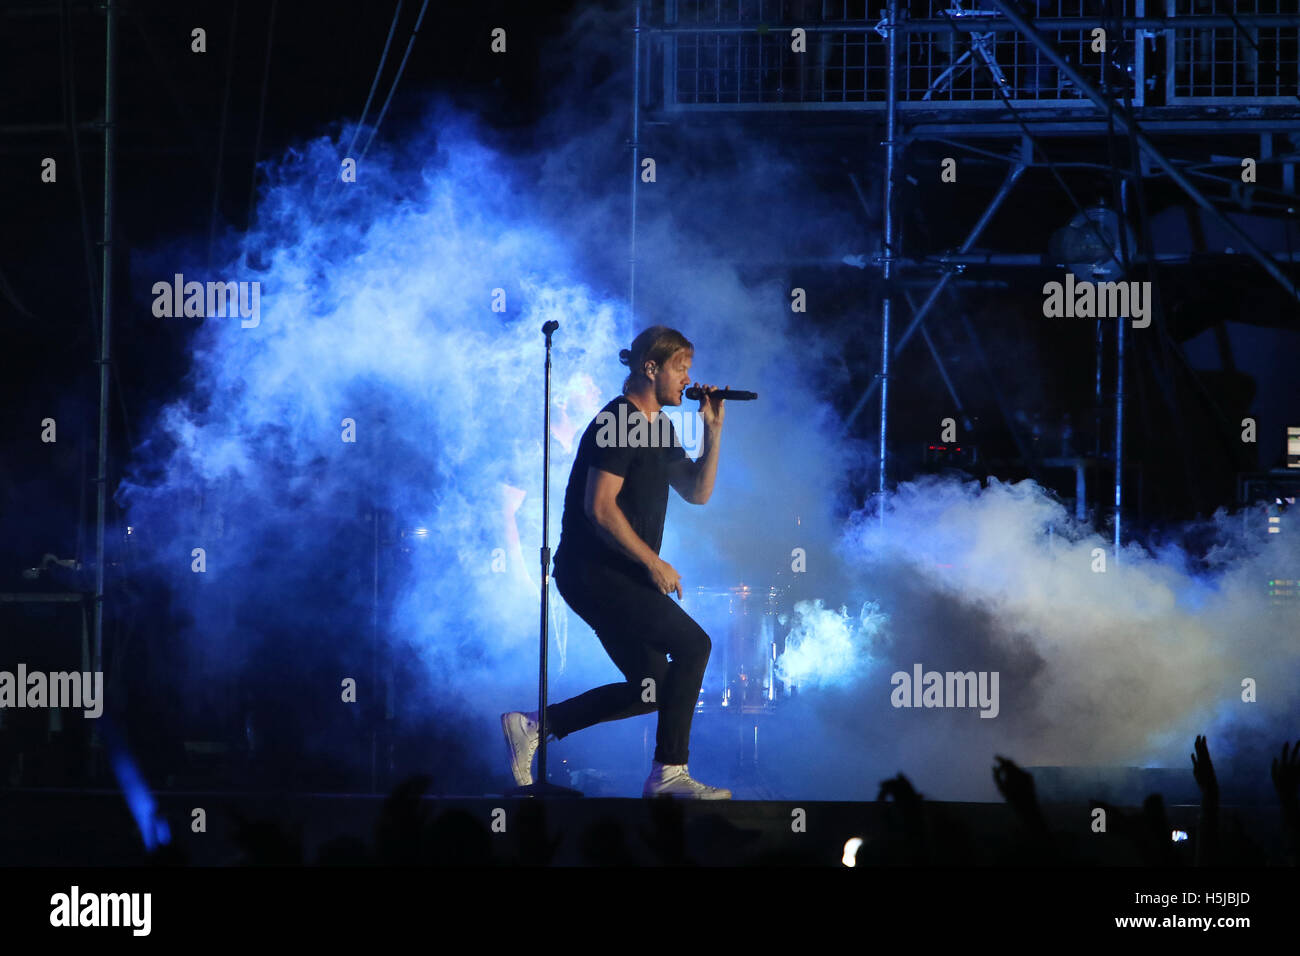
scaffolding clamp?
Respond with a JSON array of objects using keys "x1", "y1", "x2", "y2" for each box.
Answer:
[{"x1": 874, "y1": 6, "x2": 906, "y2": 39}]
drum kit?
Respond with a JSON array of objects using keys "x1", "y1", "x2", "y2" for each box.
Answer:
[
  {"x1": 683, "y1": 583, "x2": 792, "y2": 714},
  {"x1": 675, "y1": 581, "x2": 799, "y2": 797}
]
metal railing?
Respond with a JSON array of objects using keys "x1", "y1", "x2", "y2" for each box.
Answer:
[{"x1": 654, "y1": 0, "x2": 1298, "y2": 111}]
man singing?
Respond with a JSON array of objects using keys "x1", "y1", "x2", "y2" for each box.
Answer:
[{"x1": 502, "y1": 325, "x2": 731, "y2": 799}]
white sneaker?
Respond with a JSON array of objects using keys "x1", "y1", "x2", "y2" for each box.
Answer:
[
  {"x1": 642, "y1": 761, "x2": 732, "y2": 800},
  {"x1": 501, "y1": 711, "x2": 540, "y2": 786}
]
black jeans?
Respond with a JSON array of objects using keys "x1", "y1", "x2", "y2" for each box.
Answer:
[{"x1": 546, "y1": 556, "x2": 711, "y2": 766}]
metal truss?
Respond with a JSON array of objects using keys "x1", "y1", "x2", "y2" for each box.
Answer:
[{"x1": 632, "y1": 1, "x2": 1300, "y2": 547}]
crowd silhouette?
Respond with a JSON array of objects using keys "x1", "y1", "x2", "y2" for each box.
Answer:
[{"x1": 133, "y1": 733, "x2": 1300, "y2": 866}]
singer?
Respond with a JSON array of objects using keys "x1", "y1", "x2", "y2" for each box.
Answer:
[{"x1": 502, "y1": 325, "x2": 732, "y2": 799}]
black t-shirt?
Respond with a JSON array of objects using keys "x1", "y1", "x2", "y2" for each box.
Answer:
[{"x1": 553, "y1": 396, "x2": 688, "y2": 580}]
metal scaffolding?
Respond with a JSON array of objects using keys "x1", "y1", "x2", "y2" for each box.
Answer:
[
  {"x1": 632, "y1": 0, "x2": 1300, "y2": 549},
  {"x1": 94, "y1": 0, "x2": 118, "y2": 747}
]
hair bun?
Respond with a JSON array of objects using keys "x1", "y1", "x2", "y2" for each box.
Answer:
[{"x1": 618, "y1": 348, "x2": 632, "y2": 366}]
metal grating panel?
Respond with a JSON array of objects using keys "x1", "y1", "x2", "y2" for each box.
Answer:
[
  {"x1": 658, "y1": 0, "x2": 1300, "y2": 111},
  {"x1": 1169, "y1": 0, "x2": 1300, "y2": 103},
  {"x1": 667, "y1": 0, "x2": 1143, "y2": 108}
]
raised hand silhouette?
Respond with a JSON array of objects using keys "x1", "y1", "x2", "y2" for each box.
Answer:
[
  {"x1": 992, "y1": 755, "x2": 1054, "y2": 863},
  {"x1": 1190, "y1": 735, "x2": 1220, "y2": 867},
  {"x1": 876, "y1": 772, "x2": 927, "y2": 864},
  {"x1": 877, "y1": 772, "x2": 923, "y2": 806},
  {"x1": 1191, "y1": 734, "x2": 1219, "y2": 807},
  {"x1": 993, "y1": 755, "x2": 1039, "y2": 816}
]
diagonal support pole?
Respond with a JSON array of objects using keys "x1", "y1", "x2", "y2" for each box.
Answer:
[
  {"x1": 906, "y1": 288, "x2": 975, "y2": 432},
  {"x1": 979, "y1": 0, "x2": 1299, "y2": 304},
  {"x1": 846, "y1": 159, "x2": 1026, "y2": 430}
]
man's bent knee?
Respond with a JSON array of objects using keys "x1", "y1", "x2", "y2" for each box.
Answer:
[{"x1": 671, "y1": 629, "x2": 711, "y2": 669}]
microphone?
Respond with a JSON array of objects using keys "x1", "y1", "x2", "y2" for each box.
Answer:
[{"x1": 684, "y1": 387, "x2": 757, "y2": 401}]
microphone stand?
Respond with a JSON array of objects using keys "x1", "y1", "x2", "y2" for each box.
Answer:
[{"x1": 507, "y1": 320, "x2": 582, "y2": 798}]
